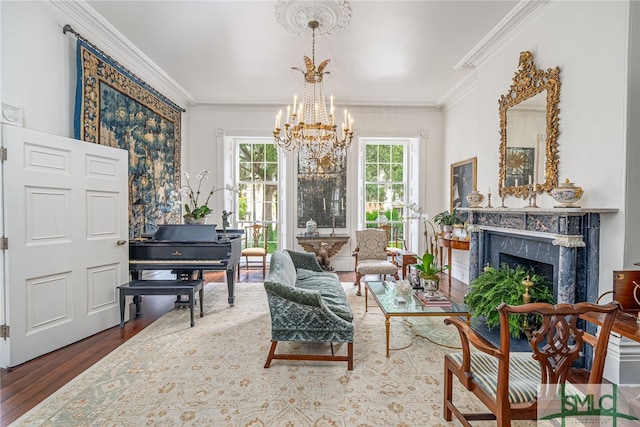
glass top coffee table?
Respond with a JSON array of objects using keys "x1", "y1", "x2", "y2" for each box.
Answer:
[{"x1": 365, "y1": 280, "x2": 470, "y2": 357}]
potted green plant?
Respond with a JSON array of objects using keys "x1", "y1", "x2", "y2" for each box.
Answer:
[
  {"x1": 463, "y1": 263, "x2": 554, "y2": 338},
  {"x1": 432, "y1": 209, "x2": 463, "y2": 238},
  {"x1": 414, "y1": 251, "x2": 449, "y2": 296},
  {"x1": 432, "y1": 209, "x2": 463, "y2": 227}
]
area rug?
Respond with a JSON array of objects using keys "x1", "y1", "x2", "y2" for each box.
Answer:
[{"x1": 12, "y1": 282, "x2": 534, "y2": 426}]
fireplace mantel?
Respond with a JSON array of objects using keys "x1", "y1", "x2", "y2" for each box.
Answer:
[
  {"x1": 462, "y1": 207, "x2": 618, "y2": 247},
  {"x1": 460, "y1": 207, "x2": 618, "y2": 304}
]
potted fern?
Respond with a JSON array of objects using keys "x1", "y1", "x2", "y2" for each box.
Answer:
[{"x1": 464, "y1": 263, "x2": 554, "y2": 338}]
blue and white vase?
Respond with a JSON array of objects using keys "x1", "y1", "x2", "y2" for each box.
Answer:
[{"x1": 306, "y1": 218, "x2": 317, "y2": 233}]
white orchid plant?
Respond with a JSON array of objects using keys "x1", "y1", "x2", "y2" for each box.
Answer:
[
  {"x1": 405, "y1": 202, "x2": 439, "y2": 258},
  {"x1": 176, "y1": 169, "x2": 236, "y2": 219},
  {"x1": 406, "y1": 203, "x2": 436, "y2": 250}
]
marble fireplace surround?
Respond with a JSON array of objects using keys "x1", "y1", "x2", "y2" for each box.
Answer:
[
  {"x1": 461, "y1": 207, "x2": 640, "y2": 383},
  {"x1": 461, "y1": 207, "x2": 618, "y2": 305}
]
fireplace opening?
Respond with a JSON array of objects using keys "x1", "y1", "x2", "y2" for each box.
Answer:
[{"x1": 499, "y1": 253, "x2": 555, "y2": 299}]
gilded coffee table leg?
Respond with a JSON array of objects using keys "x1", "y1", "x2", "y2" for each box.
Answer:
[
  {"x1": 365, "y1": 285, "x2": 369, "y2": 312},
  {"x1": 385, "y1": 315, "x2": 391, "y2": 357}
]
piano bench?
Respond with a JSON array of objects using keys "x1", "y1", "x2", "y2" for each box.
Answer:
[{"x1": 118, "y1": 279, "x2": 205, "y2": 328}]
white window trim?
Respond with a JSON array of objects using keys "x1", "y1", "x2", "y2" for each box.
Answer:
[
  {"x1": 358, "y1": 137, "x2": 420, "y2": 251},
  {"x1": 227, "y1": 136, "x2": 283, "y2": 252}
]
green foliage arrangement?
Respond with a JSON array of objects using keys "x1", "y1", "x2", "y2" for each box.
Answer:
[
  {"x1": 432, "y1": 209, "x2": 463, "y2": 227},
  {"x1": 414, "y1": 251, "x2": 448, "y2": 279},
  {"x1": 365, "y1": 209, "x2": 401, "y2": 222},
  {"x1": 464, "y1": 263, "x2": 554, "y2": 338}
]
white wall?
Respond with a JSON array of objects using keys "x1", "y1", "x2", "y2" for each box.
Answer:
[
  {"x1": 1, "y1": 1, "x2": 77, "y2": 138},
  {"x1": 187, "y1": 104, "x2": 443, "y2": 270},
  {"x1": 2, "y1": 1, "x2": 635, "y2": 275},
  {"x1": 3, "y1": 0, "x2": 637, "y2": 384},
  {"x1": 444, "y1": 1, "x2": 633, "y2": 289},
  {"x1": 0, "y1": 1, "x2": 192, "y2": 165},
  {"x1": 0, "y1": 1, "x2": 445, "y2": 272},
  {"x1": 626, "y1": 0, "x2": 640, "y2": 267}
]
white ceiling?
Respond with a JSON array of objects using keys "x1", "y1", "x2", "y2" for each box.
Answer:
[{"x1": 86, "y1": 1, "x2": 519, "y2": 107}]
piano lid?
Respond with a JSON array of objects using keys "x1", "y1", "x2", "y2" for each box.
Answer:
[{"x1": 152, "y1": 224, "x2": 218, "y2": 242}]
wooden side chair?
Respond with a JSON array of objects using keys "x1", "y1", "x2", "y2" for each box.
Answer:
[
  {"x1": 352, "y1": 228, "x2": 400, "y2": 296},
  {"x1": 379, "y1": 224, "x2": 393, "y2": 245},
  {"x1": 379, "y1": 224, "x2": 407, "y2": 267},
  {"x1": 238, "y1": 223, "x2": 269, "y2": 280},
  {"x1": 443, "y1": 301, "x2": 620, "y2": 427},
  {"x1": 379, "y1": 224, "x2": 406, "y2": 250},
  {"x1": 378, "y1": 224, "x2": 397, "y2": 265}
]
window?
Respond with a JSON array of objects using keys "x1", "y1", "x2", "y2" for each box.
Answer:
[
  {"x1": 236, "y1": 140, "x2": 279, "y2": 253},
  {"x1": 363, "y1": 140, "x2": 408, "y2": 248}
]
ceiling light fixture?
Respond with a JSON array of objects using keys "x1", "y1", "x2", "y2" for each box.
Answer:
[{"x1": 273, "y1": 20, "x2": 353, "y2": 162}]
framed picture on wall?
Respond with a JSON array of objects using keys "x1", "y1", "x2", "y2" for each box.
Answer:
[{"x1": 450, "y1": 157, "x2": 477, "y2": 211}]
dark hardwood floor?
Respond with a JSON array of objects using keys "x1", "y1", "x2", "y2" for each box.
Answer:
[{"x1": 0, "y1": 270, "x2": 467, "y2": 426}]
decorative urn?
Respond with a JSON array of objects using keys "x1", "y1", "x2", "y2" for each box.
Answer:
[
  {"x1": 550, "y1": 178, "x2": 584, "y2": 208},
  {"x1": 305, "y1": 218, "x2": 317, "y2": 233},
  {"x1": 466, "y1": 190, "x2": 485, "y2": 208}
]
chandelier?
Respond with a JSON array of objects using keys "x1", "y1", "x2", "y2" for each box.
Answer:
[{"x1": 273, "y1": 20, "x2": 354, "y2": 162}]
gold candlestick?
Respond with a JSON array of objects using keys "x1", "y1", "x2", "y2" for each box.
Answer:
[
  {"x1": 522, "y1": 275, "x2": 534, "y2": 338},
  {"x1": 528, "y1": 184, "x2": 539, "y2": 208},
  {"x1": 522, "y1": 275, "x2": 533, "y2": 304},
  {"x1": 499, "y1": 188, "x2": 507, "y2": 208}
]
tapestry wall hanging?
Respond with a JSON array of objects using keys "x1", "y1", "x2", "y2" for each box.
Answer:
[{"x1": 74, "y1": 39, "x2": 182, "y2": 237}]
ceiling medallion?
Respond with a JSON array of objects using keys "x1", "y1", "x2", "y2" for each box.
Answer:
[{"x1": 274, "y1": 0, "x2": 352, "y2": 37}]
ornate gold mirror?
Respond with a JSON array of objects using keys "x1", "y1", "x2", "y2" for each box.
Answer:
[{"x1": 498, "y1": 51, "x2": 560, "y2": 199}]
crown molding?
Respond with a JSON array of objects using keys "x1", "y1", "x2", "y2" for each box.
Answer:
[
  {"x1": 437, "y1": 71, "x2": 478, "y2": 111},
  {"x1": 49, "y1": 0, "x2": 195, "y2": 108},
  {"x1": 454, "y1": 0, "x2": 550, "y2": 71},
  {"x1": 193, "y1": 98, "x2": 440, "y2": 109}
]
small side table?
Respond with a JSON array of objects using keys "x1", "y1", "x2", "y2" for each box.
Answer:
[
  {"x1": 118, "y1": 280, "x2": 204, "y2": 327},
  {"x1": 580, "y1": 311, "x2": 640, "y2": 343},
  {"x1": 437, "y1": 237, "x2": 470, "y2": 288},
  {"x1": 386, "y1": 248, "x2": 417, "y2": 279}
]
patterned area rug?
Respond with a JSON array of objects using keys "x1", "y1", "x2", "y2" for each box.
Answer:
[{"x1": 13, "y1": 282, "x2": 534, "y2": 426}]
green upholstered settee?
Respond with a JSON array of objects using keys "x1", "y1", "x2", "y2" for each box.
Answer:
[{"x1": 263, "y1": 250, "x2": 354, "y2": 370}]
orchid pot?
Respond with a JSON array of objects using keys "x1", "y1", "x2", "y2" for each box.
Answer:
[
  {"x1": 414, "y1": 251, "x2": 448, "y2": 296},
  {"x1": 420, "y1": 276, "x2": 440, "y2": 297},
  {"x1": 184, "y1": 214, "x2": 206, "y2": 225}
]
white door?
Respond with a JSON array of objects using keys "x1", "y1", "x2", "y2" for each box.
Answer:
[{"x1": 2, "y1": 125, "x2": 128, "y2": 367}]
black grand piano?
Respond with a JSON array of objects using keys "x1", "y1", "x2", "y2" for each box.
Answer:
[{"x1": 129, "y1": 224, "x2": 242, "y2": 306}]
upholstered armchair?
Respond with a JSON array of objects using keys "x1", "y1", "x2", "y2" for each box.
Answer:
[{"x1": 353, "y1": 228, "x2": 400, "y2": 296}]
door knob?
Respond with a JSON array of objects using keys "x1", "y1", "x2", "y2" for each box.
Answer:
[{"x1": 117, "y1": 240, "x2": 127, "y2": 246}]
